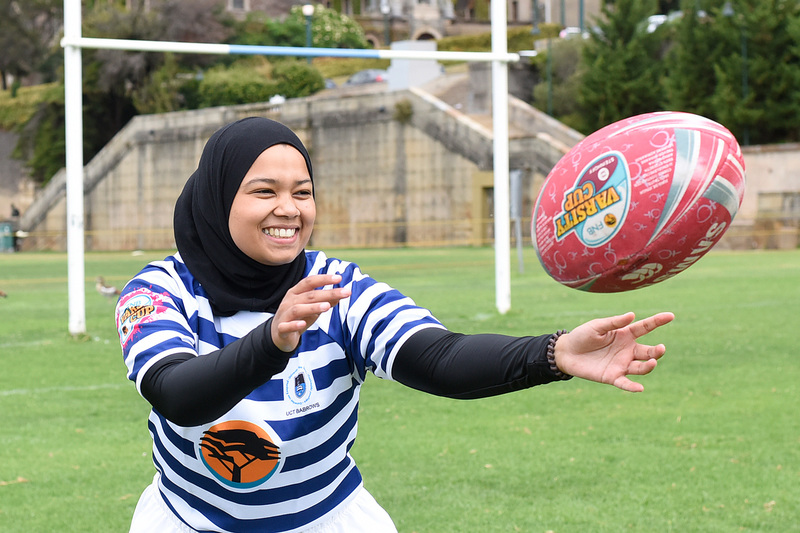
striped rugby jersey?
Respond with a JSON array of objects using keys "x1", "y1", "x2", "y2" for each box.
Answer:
[{"x1": 116, "y1": 250, "x2": 444, "y2": 532}]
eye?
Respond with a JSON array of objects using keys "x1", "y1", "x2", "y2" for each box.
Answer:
[{"x1": 294, "y1": 188, "x2": 313, "y2": 198}]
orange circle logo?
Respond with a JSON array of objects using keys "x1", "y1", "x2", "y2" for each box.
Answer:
[{"x1": 199, "y1": 421, "x2": 280, "y2": 487}]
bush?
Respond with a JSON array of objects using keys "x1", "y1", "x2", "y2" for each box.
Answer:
[
  {"x1": 197, "y1": 60, "x2": 279, "y2": 108},
  {"x1": 438, "y1": 26, "x2": 558, "y2": 54},
  {"x1": 272, "y1": 61, "x2": 325, "y2": 98},
  {"x1": 132, "y1": 55, "x2": 188, "y2": 114},
  {"x1": 312, "y1": 57, "x2": 389, "y2": 79},
  {"x1": 0, "y1": 83, "x2": 60, "y2": 131},
  {"x1": 12, "y1": 83, "x2": 137, "y2": 185},
  {"x1": 13, "y1": 99, "x2": 65, "y2": 183},
  {"x1": 287, "y1": 4, "x2": 369, "y2": 50},
  {"x1": 194, "y1": 58, "x2": 327, "y2": 107}
]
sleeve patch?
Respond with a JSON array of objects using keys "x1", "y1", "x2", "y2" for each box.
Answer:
[{"x1": 116, "y1": 287, "x2": 175, "y2": 347}]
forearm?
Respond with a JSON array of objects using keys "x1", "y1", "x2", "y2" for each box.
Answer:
[
  {"x1": 392, "y1": 327, "x2": 570, "y2": 399},
  {"x1": 140, "y1": 318, "x2": 293, "y2": 426}
]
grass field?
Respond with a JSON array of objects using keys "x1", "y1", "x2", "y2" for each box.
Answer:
[{"x1": 1, "y1": 247, "x2": 798, "y2": 532}]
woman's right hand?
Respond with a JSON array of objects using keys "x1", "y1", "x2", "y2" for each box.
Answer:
[{"x1": 271, "y1": 274, "x2": 351, "y2": 352}]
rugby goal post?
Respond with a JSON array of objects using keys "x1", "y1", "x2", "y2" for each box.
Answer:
[{"x1": 62, "y1": 0, "x2": 519, "y2": 335}]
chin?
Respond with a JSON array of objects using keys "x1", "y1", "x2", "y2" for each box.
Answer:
[{"x1": 259, "y1": 250, "x2": 302, "y2": 266}]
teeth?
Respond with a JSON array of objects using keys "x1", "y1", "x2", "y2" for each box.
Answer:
[{"x1": 264, "y1": 228, "x2": 296, "y2": 238}]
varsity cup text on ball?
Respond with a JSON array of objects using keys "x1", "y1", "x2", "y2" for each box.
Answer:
[{"x1": 533, "y1": 112, "x2": 746, "y2": 293}]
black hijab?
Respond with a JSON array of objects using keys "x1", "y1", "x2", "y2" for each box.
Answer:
[{"x1": 173, "y1": 117, "x2": 313, "y2": 316}]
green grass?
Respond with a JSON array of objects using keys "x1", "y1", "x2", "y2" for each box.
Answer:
[
  {"x1": 0, "y1": 83, "x2": 60, "y2": 130},
  {"x1": 1, "y1": 248, "x2": 798, "y2": 532}
]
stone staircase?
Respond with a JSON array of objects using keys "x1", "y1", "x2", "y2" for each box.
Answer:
[{"x1": 18, "y1": 78, "x2": 581, "y2": 249}]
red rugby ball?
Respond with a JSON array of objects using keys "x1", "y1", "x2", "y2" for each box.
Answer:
[{"x1": 532, "y1": 111, "x2": 746, "y2": 292}]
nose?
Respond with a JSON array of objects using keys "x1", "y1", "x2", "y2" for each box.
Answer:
[{"x1": 274, "y1": 193, "x2": 301, "y2": 217}]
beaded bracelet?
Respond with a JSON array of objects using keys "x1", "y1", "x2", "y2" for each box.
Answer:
[{"x1": 547, "y1": 329, "x2": 572, "y2": 380}]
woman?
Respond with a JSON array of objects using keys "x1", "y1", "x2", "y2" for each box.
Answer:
[{"x1": 115, "y1": 117, "x2": 673, "y2": 533}]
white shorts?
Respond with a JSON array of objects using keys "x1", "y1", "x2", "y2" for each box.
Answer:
[{"x1": 129, "y1": 476, "x2": 397, "y2": 533}]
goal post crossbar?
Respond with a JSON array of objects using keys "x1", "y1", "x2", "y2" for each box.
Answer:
[{"x1": 60, "y1": 36, "x2": 522, "y2": 63}]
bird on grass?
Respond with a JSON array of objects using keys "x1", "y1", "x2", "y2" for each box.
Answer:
[
  {"x1": 0, "y1": 290, "x2": 6, "y2": 298},
  {"x1": 95, "y1": 276, "x2": 121, "y2": 299}
]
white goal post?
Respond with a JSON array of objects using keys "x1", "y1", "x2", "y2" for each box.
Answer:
[{"x1": 62, "y1": 0, "x2": 520, "y2": 335}]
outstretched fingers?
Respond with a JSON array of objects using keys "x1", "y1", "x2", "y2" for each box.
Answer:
[
  {"x1": 612, "y1": 358, "x2": 659, "y2": 392},
  {"x1": 287, "y1": 274, "x2": 344, "y2": 297},
  {"x1": 596, "y1": 311, "x2": 636, "y2": 335},
  {"x1": 564, "y1": 311, "x2": 674, "y2": 393},
  {"x1": 627, "y1": 312, "x2": 675, "y2": 339},
  {"x1": 273, "y1": 274, "x2": 351, "y2": 351},
  {"x1": 631, "y1": 341, "x2": 667, "y2": 362},
  {"x1": 627, "y1": 357, "x2": 659, "y2": 374},
  {"x1": 613, "y1": 376, "x2": 645, "y2": 393},
  {"x1": 286, "y1": 275, "x2": 350, "y2": 308}
]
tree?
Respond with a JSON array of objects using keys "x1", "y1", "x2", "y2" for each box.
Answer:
[
  {"x1": 711, "y1": 0, "x2": 800, "y2": 144},
  {"x1": 0, "y1": 0, "x2": 63, "y2": 90},
  {"x1": 577, "y1": 0, "x2": 666, "y2": 133},
  {"x1": 531, "y1": 38, "x2": 588, "y2": 131},
  {"x1": 85, "y1": 0, "x2": 232, "y2": 96},
  {"x1": 663, "y1": 2, "x2": 724, "y2": 120},
  {"x1": 16, "y1": 0, "x2": 235, "y2": 184}
]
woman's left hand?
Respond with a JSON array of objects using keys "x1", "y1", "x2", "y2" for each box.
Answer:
[
  {"x1": 271, "y1": 274, "x2": 351, "y2": 352},
  {"x1": 553, "y1": 312, "x2": 675, "y2": 392}
]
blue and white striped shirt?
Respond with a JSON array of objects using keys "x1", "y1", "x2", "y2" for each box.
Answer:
[{"x1": 116, "y1": 250, "x2": 443, "y2": 532}]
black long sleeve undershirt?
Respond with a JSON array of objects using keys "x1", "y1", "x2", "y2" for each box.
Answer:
[
  {"x1": 140, "y1": 324, "x2": 567, "y2": 427},
  {"x1": 140, "y1": 317, "x2": 294, "y2": 427},
  {"x1": 391, "y1": 328, "x2": 567, "y2": 399}
]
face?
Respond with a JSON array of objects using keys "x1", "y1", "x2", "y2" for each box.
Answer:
[{"x1": 228, "y1": 144, "x2": 315, "y2": 266}]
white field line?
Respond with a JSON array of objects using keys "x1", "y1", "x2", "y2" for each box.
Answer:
[
  {"x1": 0, "y1": 382, "x2": 127, "y2": 397},
  {"x1": 0, "y1": 339, "x2": 57, "y2": 349}
]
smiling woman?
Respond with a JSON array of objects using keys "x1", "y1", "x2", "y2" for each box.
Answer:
[
  {"x1": 172, "y1": 117, "x2": 314, "y2": 316},
  {"x1": 229, "y1": 144, "x2": 316, "y2": 267},
  {"x1": 114, "y1": 116, "x2": 673, "y2": 533}
]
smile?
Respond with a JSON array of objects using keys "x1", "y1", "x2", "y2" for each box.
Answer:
[{"x1": 263, "y1": 227, "x2": 297, "y2": 239}]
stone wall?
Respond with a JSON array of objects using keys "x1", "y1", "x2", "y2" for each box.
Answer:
[
  {"x1": 732, "y1": 143, "x2": 800, "y2": 249},
  {"x1": 19, "y1": 88, "x2": 568, "y2": 251},
  {"x1": 15, "y1": 87, "x2": 800, "y2": 252}
]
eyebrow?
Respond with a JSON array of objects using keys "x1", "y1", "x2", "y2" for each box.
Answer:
[{"x1": 243, "y1": 177, "x2": 312, "y2": 187}]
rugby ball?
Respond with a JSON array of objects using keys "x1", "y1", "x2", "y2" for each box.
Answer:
[{"x1": 532, "y1": 111, "x2": 745, "y2": 292}]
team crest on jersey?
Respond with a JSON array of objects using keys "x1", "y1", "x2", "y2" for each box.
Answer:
[
  {"x1": 286, "y1": 367, "x2": 313, "y2": 405},
  {"x1": 116, "y1": 288, "x2": 172, "y2": 347},
  {"x1": 199, "y1": 420, "x2": 281, "y2": 488}
]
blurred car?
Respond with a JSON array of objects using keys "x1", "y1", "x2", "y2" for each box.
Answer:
[
  {"x1": 343, "y1": 69, "x2": 389, "y2": 86},
  {"x1": 559, "y1": 26, "x2": 590, "y2": 39},
  {"x1": 645, "y1": 14, "x2": 668, "y2": 33}
]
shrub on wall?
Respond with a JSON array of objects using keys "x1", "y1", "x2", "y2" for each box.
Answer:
[
  {"x1": 13, "y1": 99, "x2": 65, "y2": 183},
  {"x1": 196, "y1": 60, "x2": 279, "y2": 107},
  {"x1": 272, "y1": 61, "x2": 325, "y2": 98},
  {"x1": 438, "y1": 26, "x2": 559, "y2": 54},
  {"x1": 286, "y1": 4, "x2": 369, "y2": 50},
  {"x1": 313, "y1": 57, "x2": 390, "y2": 79}
]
